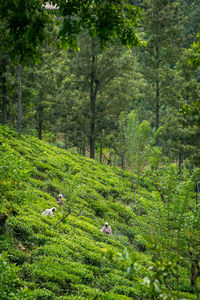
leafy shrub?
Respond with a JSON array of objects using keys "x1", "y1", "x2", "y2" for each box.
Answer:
[
  {"x1": 173, "y1": 291, "x2": 196, "y2": 299},
  {"x1": 114, "y1": 224, "x2": 136, "y2": 242},
  {"x1": 99, "y1": 292, "x2": 132, "y2": 299},
  {"x1": 0, "y1": 144, "x2": 32, "y2": 184},
  {"x1": 113, "y1": 234, "x2": 129, "y2": 246},
  {"x1": 28, "y1": 178, "x2": 46, "y2": 190},
  {"x1": 22, "y1": 257, "x2": 95, "y2": 289},
  {"x1": 97, "y1": 272, "x2": 134, "y2": 293},
  {"x1": 1, "y1": 125, "x2": 198, "y2": 299},
  {"x1": 0, "y1": 254, "x2": 23, "y2": 299},
  {"x1": 40, "y1": 281, "x2": 62, "y2": 293},
  {"x1": 91, "y1": 201, "x2": 107, "y2": 218},
  {"x1": 112, "y1": 285, "x2": 138, "y2": 298},
  {"x1": 7, "y1": 248, "x2": 29, "y2": 265},
  {"x1": 30, "y1": 232, "x2": 50, "y2": 246},
  {"x1": 134, "y1": 235, "x2": 146, "y2": 252},
  {"x1": 0, "y1": 236, "x2": 14, "y2": 252},
  {"x1": 71, "y1": 284, "x2": 102, "y2": 298},
  {"x1": 83, "y1": 250, "x2": 102, "y2": 267},
  {"x1": 31, "y1": 244, "x2": 74, "y2": 261},
  {"x1": 18, "y1": 288, "x2": 55, "y2": 300},
  {"x1": 9, "y1": 219, "x2": 34, "y2": 244}
]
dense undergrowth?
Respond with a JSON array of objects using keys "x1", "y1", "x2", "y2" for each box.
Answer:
[{"x1": 0, "y1": 125, "x2": 198, "y2": 299}]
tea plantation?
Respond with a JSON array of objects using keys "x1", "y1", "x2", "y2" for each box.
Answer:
[{"x1": 0, "y1": 126, "x2": 197, "y2": 299}]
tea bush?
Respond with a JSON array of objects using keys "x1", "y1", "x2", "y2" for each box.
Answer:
[
  {"x1": 71, "y1": 284, "x2": 102, "y2": 298},
  {"x1": 7, "y1": 248, "x2": 29, "y2": 265},
  {"x1": 0, "y1": 125, "x2": 199, "y2": 299},
  {"x1": 18, "y1": 288, "x2": 55, "y2": 300},
  {"x1": 9, "y1": 219, "x2": 34, "y2": 244},
  {"x1": 0, "y1": 254, "x2": 23, "y2": 300}
]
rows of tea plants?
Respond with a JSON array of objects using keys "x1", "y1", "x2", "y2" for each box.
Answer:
[{"x1": 0, "y1": 125, "x2": 197, "y2": 299}]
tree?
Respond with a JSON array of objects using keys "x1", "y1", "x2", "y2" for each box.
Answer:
[
  {"x1": 52, "y1": 0, "x2": 143, "y2": 48},
  {"x1": 22, "y1": 42, "x2": 65, "y2": 140},
  {"x1": 140, "y1": 0, "x2": 184, "y2": 144},
  {"x1": 160, "y1": 59, "x2": 200, "y2": 171},
  {"x1": 0, "y1": 19, "x2": 10, "y2": 125},
  {"x1": 119, "y1": 111, "x2": 152, "y2": 197},
  {"x1": 0, "y1": 0, "x2": 143, "y2": 137},
  {"x1": 179, "y1": 0, "x2": 200, "y2": 48},
  {"x1": 0, "y1": 0, "x2": 51, "y2": 136},
  {"x1": 61, "y1": 34, "x2": 145, "y2": 159},
  {"x1": 190, "y1": 31, "x2": 200, "y2": 67},
  {"x1": 0, "y1": 55, "x2": 8, "y2": 125}
]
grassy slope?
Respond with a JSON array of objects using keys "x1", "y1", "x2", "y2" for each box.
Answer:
[
  {"x1": 0, "y1": 126, "x2": 196, "y2": 299},
  {"x1": 0, "y1": 126, "x2": 149, "y2": 299}
]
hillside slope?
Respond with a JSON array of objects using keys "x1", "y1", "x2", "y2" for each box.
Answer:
[
  {"x1": 0, "y1": 126, "x2": 197, "y2": 299},
  {"x1": 0, "y1": 126, "x2": 149, "y2": 299}
]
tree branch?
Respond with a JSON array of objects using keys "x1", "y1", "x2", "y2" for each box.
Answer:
[
  {"x1": 52, "y1": 208, "x2": 71, "y2": 229},
  {"x1": 155, "y1": 184, "x2": 166, "y2": 204}
]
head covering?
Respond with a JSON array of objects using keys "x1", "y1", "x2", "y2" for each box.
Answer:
[
  {"x1": 59, "y1": 194, "x2": 63, "y2": 198},
  {"x1": 105, "y1": 222, "x2": 109, "y2": 226},
  {"x1": 52, "y1": 207, "x2": 56, "y2": 211}
]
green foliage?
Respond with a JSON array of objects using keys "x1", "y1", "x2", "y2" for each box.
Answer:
[
  {"x1": 118, "y1": 111, "x2": 152, "y2": 197},
  {"x1": 0, "y1": 126, "x2": 144, "y2": 298},
  {"x1": 9, "y1": 219, "x2": 34, "y2": 244},
  {"x1": 142, "y1": 257, "x2": 177, "y2": 299},
  {"x1": 56, "y1": 0, "x2": 143, "y2": 49},
  {"x1": 17, "y1": 288, "x2": 55, "y2": 300},
  {"x1": 0, "y1": 0, "x2": 199, "y2": 297},
  {"x1": 190, "y1": 31, "x2": 200, "y2": 67},
  {"x1": 0, "y1": 254, "x2": 23, "y2": 299},
  {"x1": 0, "y1": 0, "x2": 51, "y2": 64},
  {"x1": 0, "y1": 143, "x2": 32, "y2": 200},
  {"x1": 125, "y1": 111, "x2": 152, "y2": 170},
  {"x1": 0, "y1": 125, "x2": 200, "y2": 298},
  {"x1": 7, "y1": 248, "x2": 29, "y2": 266}
]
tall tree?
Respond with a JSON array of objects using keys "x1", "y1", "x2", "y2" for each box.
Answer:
[
  {"x1": 0, "y1": 0, "x2": 50, "y2": 136},
  {"x1": 179, "y1": 0, "x2": 200, "y2": 48},
  {"x1": 141, "y1": 0, "x2": 184, "y2": 143},
  {"x1": 0, "y1": 56, "x2": 8, "y2": 124},
  {"x1": 0, "y1": 0, "x2": 143, "y2": 137},
  {"x1": 53, "y1": 0, "x2": 143, "y2": 48},
  {"x1": 65, "y1": 34, "x2": 146, "y2": 159},
  {"x1": 0, "y1": 20, "x2": 10, "y2": 125},
  {"x1": 118, "y1": 111, "x2": 152, "y2": 196}
]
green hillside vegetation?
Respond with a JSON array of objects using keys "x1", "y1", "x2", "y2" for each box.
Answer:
[{"x1": 0, "y1": 125, "x2": 199, "y2": 299}]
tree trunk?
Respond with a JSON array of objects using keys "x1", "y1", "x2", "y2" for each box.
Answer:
[
  {"x1": 90, "y1": 88, "x2": 96, "y2": 159},
  {"x1": 37, "y1": 92, "x2": 43, "y2": 140},
  {"x1": 156, "y1": 78, "x2": 160, "y2": 133},
  {"x1": 1, "y1": 63, "x2": 7, "y2": 125},
  {"x1": 121, "y1": 154, "x2": 125, "y2": 170},
  {"x1": 64, "y1": 132, "x2": 68, "y2": 148},
  {"x1": 195, "y1": 178, "x2": 200, "y2": 206},
  {"x1": 99, "y1": 130, "x2": 103, "y2": 163},
  {"x1": 89, "y1": 42, "x2": 98, "y2": 159},
  {"x1": 155, "y1": 44, "x2": 160, "y2": 146},
  {"x1": 17, "y1": 64, "x2": 22, "y2": 137},
  {"x1": 0, "y1": 213, "x2": 9, "y2": 235},
  {"x1": 79, "y1": 135, "x2": 86, "y2": 156},
  {"x1": 38, "y1": 106, "x2": 43, "y2": 140},
  {"x1": 121, "y1": 129, "x2": 126, "y2": 169},
  {"x1": 191, "y1": 258, "x2": 200, "y2": 289},
  {"x1": 178, "y1": 147, "x2": 182, "y2": 177},
  {"x1": 38, "y1": 118, "x2": 42, "y2": 140}
]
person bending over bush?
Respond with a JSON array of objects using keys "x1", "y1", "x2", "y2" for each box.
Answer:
[
  {"x1": 101, "y1": 222, "x2": 112, "y2": 235},
  {"x1": 42, "y1": 207, "x2": 56, "y2": 216},
  {"x1": 57, "y1": 194, "x2": 64, "y2": 206}
]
